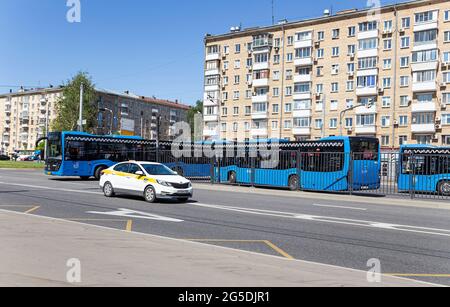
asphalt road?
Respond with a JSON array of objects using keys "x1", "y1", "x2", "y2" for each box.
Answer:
[{"x1": 1, "y1": 169, "x2": 450, "y2": 286}]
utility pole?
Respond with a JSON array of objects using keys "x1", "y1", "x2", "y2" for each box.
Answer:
[{"x1": 78, "y1": 82, "x2": 84, "y2": 132}]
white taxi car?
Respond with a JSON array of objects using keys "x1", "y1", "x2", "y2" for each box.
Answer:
[{"x1": 99, "y1": 162, "x2": 193, "y2": 203}]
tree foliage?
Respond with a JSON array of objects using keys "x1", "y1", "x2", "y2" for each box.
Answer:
[
  {"x1": 52, "y1": 72, "x2": 98, "y2": 133},
  {"x1": 187, "y1": 100, "x2": 203, "y2": 138}
]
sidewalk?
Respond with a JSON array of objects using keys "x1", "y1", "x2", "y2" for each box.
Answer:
[
  {"x1": 0, "y1": 210, "x2": 439, "y2": 287},
  {"x1": 193, "y1": 183, "x2": 450, "y2": 210}
]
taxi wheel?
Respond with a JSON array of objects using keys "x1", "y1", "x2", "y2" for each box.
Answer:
[
  {"x1": 144, "y1": 186, "x2": 157, "y2": 203},
  {"x1": 103, "y1": 182, "x2": 115, "y2": 197}
]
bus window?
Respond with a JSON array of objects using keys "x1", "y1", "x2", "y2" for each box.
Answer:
[
  {"x1": 65, "y1": 141, "x2": 86, "y2": 161},
  {"x1": 351, "y1": 139, "x2": 379, "y2": 161}
]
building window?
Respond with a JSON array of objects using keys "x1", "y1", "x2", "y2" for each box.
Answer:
[
  {"x1": 414, "y1": 29, "x2": 437, "y2": 45},
  {"x1": 399, "y1": 135, "x2": 408, "y2": 146},
  {"x1": 443, "y1": 52, "x2": 450, "y2": 63},
  {"x1": 273, "y1": 70, "x2": 280, "y2": 81},
  {"x1": 445, "y1": 11, "x2": 450, "y2": 22},
  {"x1": 415, "y1": 11, "x2": 437, "y2": 24},
  {"x1": 381, "y1": 116, "x2": 391, "y2": 127},
  {"x1": 317, "y1": 31, "x2": 325, "y2": 41},
  {"x1": 221, "y1": 123, "x2": 227, "y2": 132},
  {"x1": 347, "y1": 81, "x2": 354, "y2": 91},
  {"x1": 315, "y1": 119, "x2": 323, "y2": 129},
  {"x1": 442, "y1": 114, "x2": 450, "y2": 125},
  {"x1": 285, "y1": 86, "x2": 292, "y2": 96},
  {"x1": 443, "y1": 93, "x2": 450, "y2": 104},
  {"x1": 331, "y1": 64, "x2": 339, "y2": 75},
  {"x1": 400, "y1": 76, "x2": 409, "y2": 87},
  {"x1": 245, "y1": 106, "x2": 251, "y2": 115},
  {"x1": 285, "y1": 103, "x2": 292, "y2": 113},
  {"x1": 381, "y1": 136, "x2": 390, "y2": 146},
  {"x1": 356, "y1": 114, "x2": 376, "y2": 127},
  {"x1": 383, "y1": 39, "x2": 392, "y2": 50},
  {"x1": 330, "y1": 100, "x2": 338, "y2": 110},
  {"x1": 445, "y1": 31, "x2": 450, "y2": 43},
  {"x1": 382, "y1": 96, "x2": 391, "y2": 108},
  {"x1": 401, "y1": 17, "x2": 410, "y2": 29},
  {"x1": 235, "y1": 44, "x2": 241, "y2": 53},
  {"x1": 272, "y1": 121, "x2": 278, "y2": 130},
  {"x1": 358, "y1": 56, "x2": 377, "y2": 70},
  {"x1": 357, "y1": 75, "x2": 377, "y2": 88},
  {"x1": 272, "y1": 104, "x2": 279, "y2": 113},
  {"x1": 345, "y1": 118, "x2": 353, "y2": 128},
  {"x1": 399, "y1": 115, "x2": 408, "y2": 126},
  {"x1": 246, "y1": 58, "x2": 253, "y2": 67},
  {"x1": 416, "y1": 135, "x2": 432, "y2": 145},
  {"x1": 348, "y1": 26, "x2": 356, "y2": 37},
  {"x1": 412, "y1": 112, "x2": 434, "y2": 125},
  {"x1": 383, "y1": 78, "x2": 392, "y2": 89},
  {"x1": 273, "y1": 54, "x2": 280, "y2": 64},
  {"x1": 412, "y1": 49, "x2": 438, "y2": 63},
  {"x1": 244, "y1": 122, "x2": 250, "y2": 131},
  {"x1": 233, "y1": 91, "x2": 240, "y2": 100},
  {"x1": 332, "y1": 29, "x2": 340, "y2": 39},
  {"x1": 316, "y1": 84, "x2": 323, "y2": 94},
  {"x1": 348, "y1": 45, "x2": 356, "y2": 55},
  {"x1": 287, "y1": 36, "x2": 294, "y2": 45},
  {"x1": 401, "y1": 36, "x2": 410, "y2": 48},
  {"x1": 414, "y1": 70, "x2": 436, "y2": 83},
  {"x1": 273, "y1": 87, "x2": 279, "y2": 97},
  {"x1": 331, "y1": 83, "x2": 339, "y2": 93},
  {"x1": 359, "y1": 38, "x2": 377, "y2": 50},
  {"x1": 442, "y1": 135, "x2": 450, "y2": 145},
  {"x1": 359, "y1": 21, "x2": 377, "y2": 32},
  {"x1": 329, "y1": 118, "x2": 338, "y2": 129},
  {"x1": 332, "y1": 47, "x2": 340, "y2": 57},
  {"x1": 383, "y1": 59, "x2": 392, "y2": 70},
  {"x1": 233, "y1": 107, "x2": 239, "y2": 115},
  {"x1": 384, "y1": 20, "x2": 393, "y2": 31},
  {"x1": 317, "y1": 48, "x2": 324, "y2": 58},
  {"x1": 400, "y1": 56, "x2": 409, "y2": 68},
  {"x1": 234, "y1": 60, "x2": 241, "y2": 69},
  {"x1": 400, "y1": 96, "x2": 409, "y2": 107},
  {"x1": 233, "y1": 122, "x2": 238, "y2": 132},
  {"x1": 284, "y1": 120, "x2": 292, "y2": 129},
  {"x1": 286, "y1": 53, "x2": 293, "y2": 62}
]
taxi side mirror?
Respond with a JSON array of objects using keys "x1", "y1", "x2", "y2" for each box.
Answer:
[{"x1": 135, "y1": 171, "x2": 144, "y2": 176}]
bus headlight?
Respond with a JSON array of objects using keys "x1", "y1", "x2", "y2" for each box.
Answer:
[{"x1": 157, "y1": 180, "x2": 173, "y2": 187}]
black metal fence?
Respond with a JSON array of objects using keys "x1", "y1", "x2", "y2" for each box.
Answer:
[{"x1": 151, "y1": 149, "x2": 450, "y2": 201}]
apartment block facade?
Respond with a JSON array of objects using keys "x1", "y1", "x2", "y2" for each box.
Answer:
[
  {"x1": 203, "y1": 0, "x2": 450, "y2": 149},
  {"x1": 0, "y1": 88, "x2": 189, "y2": 155}
]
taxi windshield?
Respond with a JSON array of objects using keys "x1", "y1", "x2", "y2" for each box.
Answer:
[{"x1": 142, "y1": 164, "x2": 177, "y2": 176}]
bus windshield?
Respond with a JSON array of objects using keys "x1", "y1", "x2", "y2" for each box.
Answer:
[
  {"x1": 47, "y1": 132, "x2": 62, "y2": 159},
  {"x1": 350, "y1": 138, "x2": 379, "y2": 161}
]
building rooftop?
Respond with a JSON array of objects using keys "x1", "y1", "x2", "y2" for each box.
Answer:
[
  {"x1": 0, "y1": 87, "x2": 191, "y2": 110},
  {"x1": 204, "y1": 0, "x2": 434, "y2": 42}
]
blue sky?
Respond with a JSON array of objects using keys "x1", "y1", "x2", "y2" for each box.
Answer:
[{"x1": 0, "y1": 0, "x2": 402, "y2": 105}]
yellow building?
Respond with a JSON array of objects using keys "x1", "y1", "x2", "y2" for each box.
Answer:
[{"x1": 203, "y1": 0, "x2": 450, "y2": 149}]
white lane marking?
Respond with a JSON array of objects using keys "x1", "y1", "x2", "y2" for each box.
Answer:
[
  {"x1": 191, "y1": 203, "x2": 450, "y2": 238},
  {"x1": 313, "y1": 204, "x2": 367, "y2": 211},
  {"x1": 87, "y1": 208, "x2": 184, "y2": 223},
  {"x1": 0, "y1": 181, "x2": 102, "y2": 195}
]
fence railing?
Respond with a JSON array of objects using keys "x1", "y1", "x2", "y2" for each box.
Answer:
[{"x1": 148, "y1": 150, "x2": 450, "y2": 201}]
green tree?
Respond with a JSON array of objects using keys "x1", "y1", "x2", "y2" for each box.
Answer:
[
  {"x1": 52, "y1": 72, "x2": 98, "y2": 133},
  {"x1": 187, "y1": 100, "x2": 203, "y2": 138}
]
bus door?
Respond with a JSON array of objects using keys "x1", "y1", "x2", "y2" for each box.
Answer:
[
  {"x1": 64, "y1": 141, "x2": 90, "y2": 176},
  {"x1": 350, "y1": 140, "x2": 380, "y2": 190}
]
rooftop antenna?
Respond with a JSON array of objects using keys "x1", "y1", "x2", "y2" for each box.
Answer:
[{"x1": 271, "y1": 0, "x2": 275, "y2": 25}]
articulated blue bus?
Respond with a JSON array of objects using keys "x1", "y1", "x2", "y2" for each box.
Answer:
[
  {"x1": 157, "y1": 140, "x2": 231, "y2": 179},
  {"x1": 398, "y1": 145, "x2": 450, "y2": 195},
  {"x1": 43, "y1": 131, "x2": 156, "y2": 179},
  {"x1": 216, "y1": 136, "x2": 381, "y2": 191}
]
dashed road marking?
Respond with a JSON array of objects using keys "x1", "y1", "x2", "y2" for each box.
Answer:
[{"x1": 313, "y1": 204, "x2": 367, "y2": 211}]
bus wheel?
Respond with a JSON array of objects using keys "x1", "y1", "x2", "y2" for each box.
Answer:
[
  {"x1": 229, "y1": 171, "x2": 237, "y2": 184},
  {"x1": 438, "y1": 181, "x2": 450, "y2": 196},
  {"x1": 94, "y1": 166, "x2": 107, "y2": 181},
  {"x1": 288, "y1": 175, "x2": 299, "y2": 191},
  {"x1": 103, "y1": 182, "x2": 115, "y2": 197}
]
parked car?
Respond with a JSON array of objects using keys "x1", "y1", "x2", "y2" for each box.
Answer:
[
  {"x1": 99, "y1": 162, "x2": 193, "y2": 203},
  {"x1": 0, "y1": 155, "x2": 10, "y2": 161}
]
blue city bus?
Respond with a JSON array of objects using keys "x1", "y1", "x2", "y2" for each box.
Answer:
[
  {"x1": 44, "y1": 131, "x2": 156, "y2": 180},
  {"x1": 216, "y1": 136, "x2": 381, "y2": 191},
  {"x1": 398, "y1": 145, "x2": 450, "y2": 195},
  {"x1": 158, "y1": 140, "x2": 230, "y2": 179}
]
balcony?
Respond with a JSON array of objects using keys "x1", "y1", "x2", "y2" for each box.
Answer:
[
  {"x1": 203, "y1": 114, "x2": 218, "y2": 122},
  {"x1": 357, "y1": 29, "x2": 379, "y2": 40},
  {"x1": 293, "y1": 109, "x2": 312, "y2": 117},
  {"x1": 205, "y1": 53, "x2": 220, "y2": 61},
  {"x1": 204, "y1": 84, "x2": 220, "y2": 92},
  {"x1": 251, "y1": 112, "x2": 268, "y2": 120},
  {"x1": 413, "y1": 42, "x2": 437, "y2": 52},
  {"x1": 355, "y1": 104, "x2": 377, "y2": 114},
  {"x1": 292, "y1": 127, "x2": 311, "y2": 136},
  {"x1": 294, "y1": 57, "x2": 313, "y2": 66},
  {"x1": 413, "y1": 21, "x2": 438, "y2": 33},
  {"x1": 411, "y1": 61, "x2": 438, "y2": 72},
  {"x1": 253, "y1": 62, "x2": 269, "y2": 71},
  {"x1": 412, "y1": 81, "x2": 437, "y2": 92},
  {"x1": 357, "y1": 49, "x2": 378, "y2": 59},
  {"x1": 293, "y1": 93, "x2": 311, "y2": 100},
  {"x1": 412, "y1": 102, "x2": 436, "y2": 113},
  {"x1": 355, "y1": 126, "x2": 376, "y2": 134},
  {"x1": 357, "y1": 69, "x2": 378, "y2": 77},
  {"x1": 294, "y1": 74, "x2": 312, "y2": 83},
  {"x1": 203, "y1": 127, "x2": 218, "y2": 137},
  {"x1": 5, "y1": 107, "x2": 11, "y2": 114},
  {"x1": 252, "y1": 94, "x2": 268, "y2": 103},
  {"x1": 356, "y1": 86, "x2": 377, "y2": 96},
  {"x1": 411, "y1": 123, "x2": 436, "y2": 133},
  {"x1": 205, "y1": 68, "x2": 220, "y2": 76},
  {"x1": 251, "y1": 128, "x2": 268, "y2": 137},
  {"x1": 294, "y1": 39, "x2": 313, "y2": 49},
  {"x1": 203, "y1": 96, "x2": 218, "y2": 106},
  {"x1": 252, "y1": 78, "x2": 269, "y2": 87}
]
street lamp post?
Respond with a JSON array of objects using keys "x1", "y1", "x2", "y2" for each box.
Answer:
[{"x1": 339, "y1": 103, "x2": 372, "y2": 136}]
